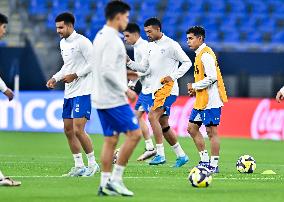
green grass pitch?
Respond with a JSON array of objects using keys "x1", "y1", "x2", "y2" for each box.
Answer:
[{"x1": 0, "y1": 131, "x2": 283, "y2": 202}]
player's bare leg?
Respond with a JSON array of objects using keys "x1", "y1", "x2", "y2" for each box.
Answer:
[
  {"x1": 73, "y1": 118, "x2": 99, "y2": 176},
  {"x1": 187, "y1": 122, "x2": 205, "y2": 152},
  {"x1": 135, "y1": 110, "x2": 156, "y2": 161},
  {"x1": 62, "y1": 119, "x2": 85, "y2": 177},
  {"x1": 160, "y1": 115, "x2": 188, "y2": 167},
  {"x1": 102, "y1": 129, "x2": 141, "y2": 196},
  {"x1": 188, "y1": 122, "x2": 210, "y2": 167},
  {"x1": 206, "y1": 126, "x2": 220, "y2": 173},
  {"x1": 148, "y1": 108, "x2": 166, "y2": 165}
]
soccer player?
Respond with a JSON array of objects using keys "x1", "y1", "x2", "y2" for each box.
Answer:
[
  {"x1": 186, "y1": 26, "x2": 228, "y2": 173},
  {"x1": 276, "y1": 86, "x2": 284, "y2": 103},
  {"x1": 92, "y1": 1, "x2": 141, "y2": 196},
  {"x1": 123, "y1": 23, "x2": 156, "y2": 161},
  {"x1": 46, "y1": 12, "x2": 99, "y2": 177},
  {"x1": 0, "y1": 13, "x2": 21, "y2": 186},
  {"x1": 127, "y1": 18, "x2": 192, "y2": 167}
]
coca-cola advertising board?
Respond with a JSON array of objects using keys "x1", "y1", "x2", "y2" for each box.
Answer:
[{"x1": 168, "y1": 97, "x2": 284, "y2": 140}]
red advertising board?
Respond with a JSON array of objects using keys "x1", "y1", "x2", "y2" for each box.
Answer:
[{"x1": 159, "y1": 97, "x2": 284, "y2": 140}]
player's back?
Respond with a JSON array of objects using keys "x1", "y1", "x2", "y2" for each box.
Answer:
[{"x1": 92, "y1": 25, "x2": 128, "y2": 109}]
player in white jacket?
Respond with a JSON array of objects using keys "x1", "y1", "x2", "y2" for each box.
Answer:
[
  {"x1": 46, "y1": 12, "x2": 99, "y2": 177},
  {"x1": 123, "y1": 23, "x2": 156, "y2": 161},
  {"x1": 0, "y1": 13, "x2": 21, "y2": 187}
]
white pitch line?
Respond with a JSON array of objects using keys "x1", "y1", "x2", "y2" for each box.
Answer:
[{"x1": 8, "y1": 176, "x2": 281, "y2": 180}]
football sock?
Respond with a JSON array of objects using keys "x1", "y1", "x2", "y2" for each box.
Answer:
[
  {"x1": 199, "y1": 150, "x2": 210, "y2": 162},
  {"x1": 86, "y1": 151, "x2": 96, "y2": 167},
  {"x1": 171, "y1": 142, "x2": 186, "y2": 157},
  {"x1": 145, "y1": 139, "x2": 154, "y2": 150},
  {"x1": 73, "y1": 153, "x2": 84, "y2": 168},
  {"x1": 210, "y1": 156, "x2": 219, "y2": 167},
  {"x1": 100, "y1": 172, "x2": 111, "y2": 187},
  {"x1": 156, "y1": 143, "x2": 165, "y2": 156},
  {"x1": 110, "y1": 164, "x2": 125, "y2": 182},
  {"x1": 0, "y1": 170, "x2": 4, "y2": 179}
]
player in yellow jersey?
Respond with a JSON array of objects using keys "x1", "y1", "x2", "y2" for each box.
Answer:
[{"x1": 186, "y1": 26, "x2": 228, "y2": 173}]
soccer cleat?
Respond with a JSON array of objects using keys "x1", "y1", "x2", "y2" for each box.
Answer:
[
  {"x1": 137, "y1": 148, "x2": 157, "y2": 161},
  {"x1": 105, "y1": 180, "x2": 134, "y2": 196},
  {"x1": 62, "y1": 166, "x2": 86, "y2": 177},
  {"x1": 172, "y1": 155, "x2": 189, "y2": 168},
  {"x1": 0, "y1": 177, "x2": 21, "y2": 186},
  {"x1": 149, "y1": 155, "x2": 166, "y2": 165},
  {"x1": 198, "y1": 161, "x2": 210, "y2": 167},
  {"x1": 207, "y1": 165, "x2": 219, "y2": 174},
  {"x1": 97, "y1": 186, "x2": 119, "y2": 196},
  {"x1": 82, "y1": 163, "x2": 100, "y2": 177}
]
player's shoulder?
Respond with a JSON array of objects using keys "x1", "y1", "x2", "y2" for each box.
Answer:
[
  {"x1": 163, "y1": 35, "x2": 180, "y2": 48},
  {"x1": 76, "y1": 33, "x2": 92, "y2": 44}
]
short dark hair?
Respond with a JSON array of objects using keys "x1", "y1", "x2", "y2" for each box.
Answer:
[
  {"x1": 105, "y1": 0, "x2": 131, "y2": 20},
  {"x1": 124, "y1": 23, "x2": 140, "y2": 34},
  {"x1": 0, "y1": 13, "x2": 8, "y2": 25},
  {"x1": 186, "y1": 26, "x2": 205, "y2": 39},
  {"x1": 144, "y1": 17, "x2": 162, "y2": 31},
  {"x1": 55, "y1": 12, "x2": 75, "y2": 26}
]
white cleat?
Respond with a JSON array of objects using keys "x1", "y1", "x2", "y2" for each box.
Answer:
[
  {"x1": 0, "y1": 177, "x2": 21, "y2": 186},
  {"x1": 106, "y1": 180, "x2": 134, "y2": 197},
  {"x1": 82, "y1": 163, "x2": 100, "y2": 177},
  {"x1": 62, "y1": 167, "x2": 86, "y2": 177},
  {"x1": 137, "y1": 149, "x2": 157, "y2": 161}
]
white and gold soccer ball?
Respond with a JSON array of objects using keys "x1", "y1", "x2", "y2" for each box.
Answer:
[
  {"x1": 236, "y1": 155, "x2": 256, "y2": 173},
  {"x1": 188, "y1": 166, "x2": 212, "y2": 188}
]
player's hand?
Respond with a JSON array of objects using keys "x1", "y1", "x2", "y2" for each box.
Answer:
[
  {"x1": 126, "y1": 88, "x2": 136, "y2": 103},
  {"x1": 161, "y1": 76, "x2": 173, "y2": 84},
  {"x1": 127, "y1": 70, "x2": 138, "y2": 81},
  {"x1": 3, "y1": 88, "x2": 14, "y2": 101},
  {"x1": 276, "y1": 91, "x2": 284, "y2": 103},
  {"x1": 62, "y1": 74, "x2": 78, "y2": 83},
  {"x1": 46, "y1": 78, "x2": 56, "y2": 89},
  {"x1": 126, "y1": 55, "x2": 131, "y2": 63},
  {"x1": 187, "y1": 83, "x2": 196, "y2": 97}
]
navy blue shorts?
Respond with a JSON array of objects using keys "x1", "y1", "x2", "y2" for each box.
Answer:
[
  {"x1": 62, "y1": 94, "x2": 91, "y2": 120},
  {"x1": 189, "y1": 107, "x2": 222, "y2": 127},
  {"x1": 134, "y1": 93, "x2": 152, "y2": 114},
  {"x1": 97, "y1": 104, "x2": 140, "y2": 136}
]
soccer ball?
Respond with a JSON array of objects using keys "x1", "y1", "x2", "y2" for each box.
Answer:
[
  {"x1": 236, "y1": 155, "x2": 256, "y2": 173},
  {"x1": 112, "y1": 148, "x2": 120, "y2": 164},
  {"x1": 188, "y1": 166, "x2": 212, "y2": 188}
]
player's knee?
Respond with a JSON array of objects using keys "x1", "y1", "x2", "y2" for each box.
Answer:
[
  {"x1": 206, "y1": 127, "x2": 217, "y2": 139},
  {"x1": 73, "y1": 125, "x2": 84, "y2": 137},
  {"x1": 187, "y1": 124, "x2": 198, "y2": 137},
  {"x1": 64, "y1": 126, "x2": 73, "y2": 137},
  {"x1": 162, "y1": 126, "x2": 170, "y2": 133}
]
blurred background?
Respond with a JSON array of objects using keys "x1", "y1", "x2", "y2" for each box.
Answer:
[
  {"x1": 0, "y1": 0, "x2": 284, "y2": 97},
  {"x1": 0, "y1": 0, "x2": 284, "y2": 138}
]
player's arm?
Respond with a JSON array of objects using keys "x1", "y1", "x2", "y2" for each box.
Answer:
[
  {"x1": 127, "y1": 48, "x2": 150, "y2": 73},
  {"x1": 75, "y1": 38, "x2": 93, "y2": 78},
  {"x1": 167, "y1": 42, "x2": 192, "y2": 82},
  {"x1": 0, "y1": 76, "x2": 14, "y2": 101},
  {"x1": 46, "y1": 65, "x2": 65, "y2": 89},
  {"x1": 191, "y1": 53, "x2": 217, "y2": 90},
  {"x1": 276, "y1": 86, "x2": 284, "y2": 103}
]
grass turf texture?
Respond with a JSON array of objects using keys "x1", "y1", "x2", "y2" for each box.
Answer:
[{"x1": 0, "y1": 131, "x2": 283, "y2": 202}]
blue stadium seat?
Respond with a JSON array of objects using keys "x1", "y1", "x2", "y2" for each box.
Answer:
[
  {"x1": 272, "y1": 31, "x2": 284, "y2": 43},
  {"x1": 222, "y1": 31, "x2": 240, "y2": 43}
]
